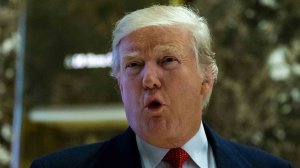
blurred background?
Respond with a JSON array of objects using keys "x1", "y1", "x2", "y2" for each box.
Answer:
[{"x1": 0, "y1": 0, "x2": 299, "y2": 167}]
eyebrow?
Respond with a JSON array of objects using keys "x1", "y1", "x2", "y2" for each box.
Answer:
[
  {"x1": 121, "y1": 51, "x2": 140, "y2": 62},
  {"x1": 153, "y1": 45, "x2": 183, "y2": 59},
  {"x1": 121, "y1": 44, "x2": 181, "y2": 62}
]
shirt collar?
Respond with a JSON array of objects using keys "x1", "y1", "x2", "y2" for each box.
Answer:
[
  {"x1": 136, "y1": 135, "x2": 168, "y2": 168},
  {"x1": 136, "y1": 121, "x2": 209, "y2": 168},
  {"x1": 182, "y1": 121, "x2": 208, "y2": 168}
]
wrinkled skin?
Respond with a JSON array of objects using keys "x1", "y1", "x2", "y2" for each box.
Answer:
[{"x1": 117, "y1": 25, "x2": 213, "y2": 148}]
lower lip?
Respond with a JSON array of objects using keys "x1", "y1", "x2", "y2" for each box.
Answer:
[{"x1": 146, "y1": 105, "x2": 163, "y2": 111}]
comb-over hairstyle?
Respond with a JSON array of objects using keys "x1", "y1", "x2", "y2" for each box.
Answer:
[{"x1": 111, "y1": 5, "x2": 218, "y2": 82}]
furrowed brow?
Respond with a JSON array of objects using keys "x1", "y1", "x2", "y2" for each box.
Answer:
[{"x1": 153, "y1": 45, "x2": 181, "y2": 54}]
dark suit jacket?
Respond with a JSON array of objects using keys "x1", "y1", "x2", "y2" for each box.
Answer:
[{"x1": 30, "y1": 123, "x2": 293, "y2": 168}]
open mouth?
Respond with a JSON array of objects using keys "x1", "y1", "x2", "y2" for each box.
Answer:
[{"x1": 146, "y1": 100, "x2": 162, "y2": 110}]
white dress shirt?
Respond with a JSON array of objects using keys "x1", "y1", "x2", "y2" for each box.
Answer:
[{"x1": 136, "y1": 121, "x2": 216, "y2": 168}]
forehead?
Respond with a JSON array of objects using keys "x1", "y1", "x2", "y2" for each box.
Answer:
[{"x1": 118, "y1": 25, "x2": 193, "y2": 54}]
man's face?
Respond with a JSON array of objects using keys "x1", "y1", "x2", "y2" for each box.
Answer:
[{"x1": 118, "y1": 25, "x2": 212, "y2": 148}]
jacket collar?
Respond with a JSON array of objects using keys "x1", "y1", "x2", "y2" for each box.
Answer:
[
  {"x1": 94, "y1": 123, "x2": 252, "y2": 168},
  {"x1": 203, "y1": 122, "x2": 252, "y2": 168}
]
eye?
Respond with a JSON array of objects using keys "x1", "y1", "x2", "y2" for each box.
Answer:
[
  {"x1": 124, "y1": 61, "x2": 144, "y2": 75},
  {"x1": 160, "y1": 56, "x2": 181, "y2": 69},
  {"x1": 125, "y1": 61, "x2": 142, "y2": 68},
  {"x1": 165, "y1": 57, "x2": 176, "y2": 62}
]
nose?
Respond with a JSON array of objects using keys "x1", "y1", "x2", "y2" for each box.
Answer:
[{"x1": 142, "y1": 63, "x2": 162, "y2": 90}]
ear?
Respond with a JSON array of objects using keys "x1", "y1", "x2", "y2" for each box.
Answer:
[
  {"x1": 117, "y1": 76, "x2": 126, "y2": 104},
  {"x1": 117, "y1": 77, "x2": 123, "y2": 95},
  {"x1": 200, "y1": 75, "x2": 214, "y2": 96}
]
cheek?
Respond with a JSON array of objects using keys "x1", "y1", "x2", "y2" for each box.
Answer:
[
  {"x1": 120, "y1": 79, "x2": 140, "y2": 103},
  {"x1": 168, "y1": 70, "x2": 201, "y2": 93},
  {"x1": 121, "y1": 85, "x2": 133, "y2": 103},
  {"x1": 168, "y1": 73, "x2": 202, "y2": 105}
]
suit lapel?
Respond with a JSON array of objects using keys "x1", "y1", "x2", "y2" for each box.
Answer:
[
  {"x1": 203, "y1": 123, "x2": 252, "y2": 168},
  {"x1": 94, "y1": 127, "x2": 142, "y2": 168},
  {"x1": 94, "y1": 123, "x2": 253, "y2": 168}
]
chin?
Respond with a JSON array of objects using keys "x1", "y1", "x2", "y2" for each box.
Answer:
[{"x1": 147, "y1": 117, "x2": 169, "y2": 131}]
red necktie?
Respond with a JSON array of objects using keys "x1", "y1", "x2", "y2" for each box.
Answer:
[{"x1": 163, "y1": 148, "x2": 189, "y2": 168}]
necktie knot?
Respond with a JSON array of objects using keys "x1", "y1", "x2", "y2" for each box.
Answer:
[{"x1": 163, "y1": 148, "x2": 189, "y2": 168}]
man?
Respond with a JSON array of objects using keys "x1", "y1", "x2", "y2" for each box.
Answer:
[{"x1": 31, "y1": 5, "x2": 292, "y2": 168}]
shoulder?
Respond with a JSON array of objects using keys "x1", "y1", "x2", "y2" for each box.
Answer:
[
  {"x1": 30, "y1": 128, "x2": 139, "y2": 168},
  {"x1": 30, "y1": 141, "x2": 108, "y2": 168},
  {"x1": 225, "y1": 139, "x2": 292, "y2": 167},
  {"x1": 203, "y1": 123, "x2": 293, "y2": 168}
]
